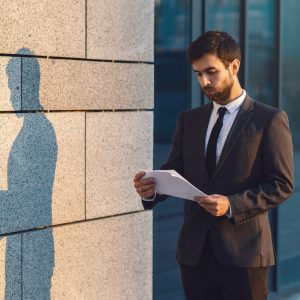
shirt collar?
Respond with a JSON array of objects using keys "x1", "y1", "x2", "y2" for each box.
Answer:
[{"x1": 213, "y1": 89, "x2": 246, "y2": 114}]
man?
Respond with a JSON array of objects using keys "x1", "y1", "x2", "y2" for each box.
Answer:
[{"x1": 134, "y1": 31, "x2": 294, "y2": 300}]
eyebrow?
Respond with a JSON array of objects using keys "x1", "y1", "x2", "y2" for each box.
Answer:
[{"x1": 193, "y1": 67, "x2": 216, "y2": 73}]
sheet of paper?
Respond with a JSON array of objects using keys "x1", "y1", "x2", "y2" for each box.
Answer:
[{"x1": 143, "y1": 169, "x2": 208, "y2": 201}]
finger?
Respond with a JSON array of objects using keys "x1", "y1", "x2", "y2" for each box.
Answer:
[
  {"x1": 134, "y1": 171, "x2": 145, "y2": 182},
  {"x1": 140, "y1": 188, "x2": 156, "y2": 198},
  {"x1": 198, "y1": 203, "x2": 216, "y2": 210},
  {"x1": 199, "y1": 204, "x2": 216, "y2": 215},
  {"x1": 136, "y1": 183, "x2": 156, "y2": 193},
  {"x1": 194, "y1": 196, "x2": 207, "y2": 201},
  {"x1": 204, "y1": 207, "x2": 218, "y2": 216},
  {"x1": 195, "y1": 197, "x2": 214, "y2": 205},
  {"x1": 134, "y1": 178, "x2": 155, "y2": 189}
]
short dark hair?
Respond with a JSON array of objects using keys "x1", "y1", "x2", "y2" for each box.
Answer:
[{"x1": 187, "y1": 31, "x2": 241, "y2": 67}]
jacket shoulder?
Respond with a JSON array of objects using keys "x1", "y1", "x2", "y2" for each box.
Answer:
[{"x1": 181, "y1": 104, "x2": 211, "y2": 117}]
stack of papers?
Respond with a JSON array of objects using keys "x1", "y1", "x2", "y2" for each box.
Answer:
[{"x1": 143, "y1": 170, "x2": 207, "y2": 201}]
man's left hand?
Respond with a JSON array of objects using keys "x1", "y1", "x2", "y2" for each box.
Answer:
[{"x1": 194, "y1": 194, "x2": 230, "y2": 217}]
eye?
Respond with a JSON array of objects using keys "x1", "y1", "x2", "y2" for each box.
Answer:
[{"x1": 207, "y1": 70, "x2": 217, "y2": 75}]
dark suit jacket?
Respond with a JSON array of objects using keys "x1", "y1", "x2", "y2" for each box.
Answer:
[{"x1": 143, "y1": 95, "x2": 294, "y2": 268}]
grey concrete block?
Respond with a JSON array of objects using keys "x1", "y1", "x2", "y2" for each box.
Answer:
[
  {"x1": 0, "y1": 112, "x2": 85, "y2": 234},
  {"x1": 23, "y1": 212, "x2": 152, "y2": 299},
  {"x1": 86, "y1": 111, "x2": 153, "y2": 219},
  {"x1": 0, "y1": 57, "x2": 21, "y2": 111},
  {"x1": 0, "y1": 235, "x2": 22, "y2": 300},
  {"x1": 87, "y1": 0, "x2": 154, "y2": 61},
  {"x1": 22, "y1": 58, "x2": 153, "y2": 110},
  {"x1": 0, "y1": 0, "x2": 85, "y2": 57}
]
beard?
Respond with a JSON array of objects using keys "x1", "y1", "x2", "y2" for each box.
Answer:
[{"x1": 203, "y1": 77, "x2": 234, "y2": 103}]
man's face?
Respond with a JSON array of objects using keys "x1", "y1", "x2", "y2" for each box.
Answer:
[{"x1": 193, "y1": 54, "x2": 234, "y2": 104}]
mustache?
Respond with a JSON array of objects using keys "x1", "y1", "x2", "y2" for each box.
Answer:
[{"x1": 203, "y1": 86, "x2": 215, "y2": 91}]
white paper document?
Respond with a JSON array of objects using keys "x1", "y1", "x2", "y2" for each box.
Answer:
[{"x1": 143, "y1": 170, "x2": 208, "y2": 201}]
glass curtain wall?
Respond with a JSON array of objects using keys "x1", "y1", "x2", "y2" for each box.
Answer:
[
  {"x1": 277, "y1": 0, "x2": 300, "y2": 292},
  {"x1": 153, "y1": 0, "x2": 300, "y2": 298},
  {"x1": 205, "y1": 0, "x2": 240, "y2": 42},
  {"x1": 154, "y1": 1, "x2": 191, "y2": 299},
  {"x1": 247, "y1": 0, "x2": 275, "y2": 106},
  {"x1": 204, "y1": 0, "x2": 241, "y2": 104}
]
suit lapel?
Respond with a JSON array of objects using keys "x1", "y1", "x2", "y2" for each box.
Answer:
[
  {"x1": 192, "y1": 103, "x2": 212, "y2": 180},
  {"x1": 210, "y1": 95, "x2": 254, "y2": 182}
]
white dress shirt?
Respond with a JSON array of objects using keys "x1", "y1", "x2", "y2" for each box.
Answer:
[
  {"x1": 205, "y1": 90, "x2": 246, "y2": 163},
  {"x1": 143, "y1": 90, "x2": 247, "y2": 203}
]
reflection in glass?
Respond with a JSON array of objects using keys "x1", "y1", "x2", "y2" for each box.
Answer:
[
  {"x1": 154, "y1": 1, "x2": 190, "y2": 299},
  {"x1": 155, "y1": 0, "x2": 191, "y2": 144},
  {"x1": 278, "y1": 0, "x2": 300, "y2": 290},
  {"x1": 247, "y1": 0, "x2": 275, "y2": 105},
  {"x1": 205, "y1": 0, "x2": 240, "y2": 43}
]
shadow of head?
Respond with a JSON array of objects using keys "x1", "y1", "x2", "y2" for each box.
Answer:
[{"x1": 6, "y1": 48, "x2": 43, "y2": 112}]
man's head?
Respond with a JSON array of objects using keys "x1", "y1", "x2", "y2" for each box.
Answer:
[{"x1": 187, "y1": 31, "x2": 242, "y2": 104}]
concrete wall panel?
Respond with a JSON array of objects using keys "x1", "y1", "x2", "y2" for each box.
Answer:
[
  {"x1": 0, "y1": 112, "x2": 85, "y2": 234},
  {"x1": 86, "y1": 111, "x2": 153, "y2": 219},
  {"x1": 0, "y1": 57, "x2": 21, "y2": 111},
  {"x1": 21, "y1": 58, "x2": 153, "y2": 110},
  {"x1": 0, "y1": 0, "x2": 85, "y2": 57},
  {"x1": 22, "y1": 212, "x2": 152, "y2": 300},
  {"x1": 47, "y1": 113, "x2": 85, "y2": 225},
  {"x1": 87, "y1": 0, "x2": 154, "y2": 61}
]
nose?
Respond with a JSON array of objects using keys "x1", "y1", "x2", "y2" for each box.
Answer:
[{"x1": 199, "y1": 75, "x2": 211, "y2": 87}]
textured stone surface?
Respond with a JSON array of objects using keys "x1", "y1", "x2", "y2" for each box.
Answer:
[
  {"x1": 86, "y1": 111, "x2": 153, "y2": 219},
  {"x1": 0, "y1": 112, "x2": 85, "y2": 234},
  {"x1": 0, "y1": 114, "x2": 23, "y2": 192},
  {"x1": 22, "y1": 212, "x2": 152, "y2": 300},
  {"x1": 21, "y1": 58, "x2": 153, "y2": 110},
  {"x1": 47, "y1": 113, "x2": 85, "y2": 225},
  {"x1": 0, "y1": 0, "x2": 85, "y2": 57},
  {"x1": 87, "y1": 0, "x2": 154, "y2": 61},
  {"x1": 22, "y1": 229, "x2": 54, "y2": 299},
  {"x1": 0, "y1": 235, "x2": 22, "y2": 299},
  {"x1": 0, "y1": 57, "x2": 21, "y2": 111}
]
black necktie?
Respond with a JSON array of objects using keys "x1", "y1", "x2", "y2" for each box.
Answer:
[{"x1": 206, "y1": 107, "x2": 227, "y2": 178}]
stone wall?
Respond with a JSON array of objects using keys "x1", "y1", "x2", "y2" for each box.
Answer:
[{"x1": 0, "y1": 1, "x2": 154, "y2": 299}]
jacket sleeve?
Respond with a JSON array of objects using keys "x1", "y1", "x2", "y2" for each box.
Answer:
[
  {"x1": 228, "y1": 111, "x2": 294, "y2": 224},
  {"x1": 142, "y1": 112, "x2": 185, "y2": 210}
]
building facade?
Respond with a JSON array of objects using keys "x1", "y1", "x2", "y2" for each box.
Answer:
[
  {"x1": 154, "y1": 0, "x2": 300, "y2": 299},
  {"x1": 0, "y1": 1, "x2": 154, "y2": 299}
]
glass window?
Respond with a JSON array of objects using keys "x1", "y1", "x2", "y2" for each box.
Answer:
[
  {"x1": 154, "y1": 1, "x2": 191, "y2": 299},
  {"x1": 246, "y1": 0, "x2": 275, "y2": 105},
  {"x1": 205, "y1": 0, "x2": 240, "y2": 43},
  {"x1": 204, "y1": 0, "x2": 240, "y2": 103},
  {"x1": 277, "y1": 0, "x2": 300, "y2": 291}
]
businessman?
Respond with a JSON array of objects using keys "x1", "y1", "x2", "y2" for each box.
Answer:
[{"x1": 134, "y1": 31, "x2": 294, "y2": 300}]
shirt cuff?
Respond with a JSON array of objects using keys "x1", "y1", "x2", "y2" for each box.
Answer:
[
  {"x1": 142, "y1": 191, "x2": 156, "y2": 201},
  {"x1": 226, "y1": 204, "x2": 232, "y2": 218}
]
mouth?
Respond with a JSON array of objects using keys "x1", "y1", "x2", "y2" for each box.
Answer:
[{"x1": 204, "y1": 88, "x2": 215, "y2": 93}]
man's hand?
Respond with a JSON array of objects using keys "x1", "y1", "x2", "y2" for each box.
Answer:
[
  {"x1": 194, "y1": 194, "x2": 230, "y2": 217},
  {"x1": 134, "y1": 171, "x2": 156, "y2": 199}
]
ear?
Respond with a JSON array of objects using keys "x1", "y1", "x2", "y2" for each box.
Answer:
[{"x1": 230, "y1": 59, "x2": 240, "y2": 76}]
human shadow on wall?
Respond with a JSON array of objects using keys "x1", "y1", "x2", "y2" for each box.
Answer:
[{"x1": 0, "y1": 48, "x2": 57, "y2": 299}]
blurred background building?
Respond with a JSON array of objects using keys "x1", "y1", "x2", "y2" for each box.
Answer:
[{"x1": 154, "y1": 0, "x2": 300, "y2": 299}]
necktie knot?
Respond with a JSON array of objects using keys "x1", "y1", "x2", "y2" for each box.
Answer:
[{"x1": 218, "y1": 107, "x2": 227, "y2": 119}]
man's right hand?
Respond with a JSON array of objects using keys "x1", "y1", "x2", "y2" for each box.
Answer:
[{"x1": 133, "y1": 171, "x2": 156, "y2": 199}]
